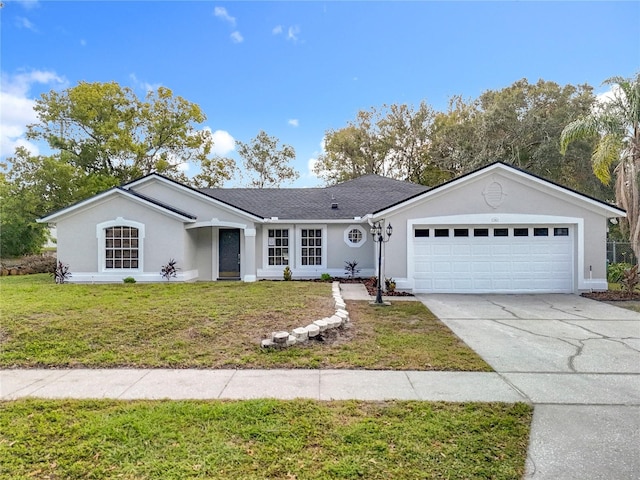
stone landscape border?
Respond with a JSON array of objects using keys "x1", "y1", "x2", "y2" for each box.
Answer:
[{"x1": 261, "y1": 282, "x2": 350, "y2": 348}]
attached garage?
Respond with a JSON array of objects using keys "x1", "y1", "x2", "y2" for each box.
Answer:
[
  {"x1": 412, "y1": 224, "x2": 574, "y2": 293},
  {"x1": 377, "y1": 163, "x2": 625, "y2": 294}
]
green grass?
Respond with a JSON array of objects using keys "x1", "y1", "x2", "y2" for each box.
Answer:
[
  {"x1": 0, "y1": 275, "x2": 490, "y2": 371},
  {"x1": 0, "y1": 398, "x2": 532, "y2": 479}
]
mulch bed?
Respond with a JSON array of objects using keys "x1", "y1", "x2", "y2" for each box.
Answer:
[
  {"x1": 341, "y1": 277, "x2": 414, "y2": 297},
  {"x1": 581, "y1": 290, "x2": 640, "y2": 301}
]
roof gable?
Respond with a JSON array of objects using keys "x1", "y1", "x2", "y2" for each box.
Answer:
[
  {"x1": 374, "y1": 162, "x2": 626, "y2": 218},
  {"x1": 125, "y1": 173, "x2": 264, "y2": 221},
  {"x1": 38, "y1": 187, "x2": 197, "y2": 223}
]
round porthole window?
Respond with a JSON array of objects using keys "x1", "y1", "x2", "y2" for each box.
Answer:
[{"x1": 344, "y1": 225, "x2": 366, "y2": 247}]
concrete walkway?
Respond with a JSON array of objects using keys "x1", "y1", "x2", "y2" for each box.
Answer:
[
  {"x1": 418, "y1": 293, "x2": 640, "y2": 480},
  {"x1": 2, "y1": 288, "x2": 639, "y2": 479}
]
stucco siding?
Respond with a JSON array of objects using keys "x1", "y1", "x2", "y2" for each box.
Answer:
[
  {"x1": 55, "y1": 195, "x2": 189, "y2": 281},
  {"x1": 194, "y1": 228, "x2": 213, "y2": 280},
  {"x1": 326, "y1": 223, "x2": 375, "y2": 273},
  {"x1": 131, "y1": 180, "x2": 255, "y2": 225},
  {"x1": 382, "y1": 171, "x2": 612, "y2": 288}
]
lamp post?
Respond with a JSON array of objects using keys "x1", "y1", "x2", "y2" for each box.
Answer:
[{"x1": 370, "y1": 221, "x2": 392, "y2": 305}]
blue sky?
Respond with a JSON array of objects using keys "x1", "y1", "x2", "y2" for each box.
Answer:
[{"x1": 1, "y1": 0, "x2": 639, "y2": 187}]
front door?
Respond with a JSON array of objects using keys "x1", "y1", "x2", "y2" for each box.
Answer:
[{"x1": 219, "y1": 229, "x2": 240, "y2": 279}]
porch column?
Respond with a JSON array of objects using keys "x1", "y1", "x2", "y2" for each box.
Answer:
[{"x1": 243, "y1": 228, "x2": 257, "y2": 282}]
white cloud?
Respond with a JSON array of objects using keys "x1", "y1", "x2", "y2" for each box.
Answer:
[
  {"x1": 16, "y1": 16, "x2": 37, "y2": 32},
  {"x1": 230, "y1": 31, "x2": 244, "y2": 44},
  {"x1": 15, "y1": 0, "x2": 39, "y2": 9},
  {"x1": 0, "y1": 70, "x2": 66, "y2": 157},
  {"x1": 287, "y1": 26, "x2": 300, "y2": 42},
  {"x1": 288, "y1": 119, "x2": 299, "y2": 127},
  {"x1": 209, "y1": 129, "x2": 235, "y2": 155},
  {"x1": 307, "y1": 157, "x2": 319, "y2": 178},
  {"x1": 214, "y1": 6, "x2": 236, "y2": 26},
  {"x1": 273, "y1": 25, "x2": 301, "y2": 43},
  {"x1": 129, "y1": 73, "x2": 161, "y2": 93}
]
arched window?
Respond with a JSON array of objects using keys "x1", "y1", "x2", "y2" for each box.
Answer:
[{"x1": 97, "y1": 218, "x2": 145, "y2": 272}]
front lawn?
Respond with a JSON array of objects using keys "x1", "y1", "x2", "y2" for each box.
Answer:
[
  {"x1": 0, "y1": 275, "x2": 490, "y2": 371},
  {"x1": 0, "y1": 398, "x2": 532, "y2": 480}
]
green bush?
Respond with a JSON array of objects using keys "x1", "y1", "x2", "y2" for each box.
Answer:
[
  {"x1": 283, "y1": 266, "x2": 292, "y2": 281},
  {"x1": 608, "y1": 262, "x2": 633, "y2": 283},
  {"x1": 123, "y1": 276, "x2": 137, "y2": 284},
  {"x1": 320, "y1": 273, "x2": 332, "y2": 281}
]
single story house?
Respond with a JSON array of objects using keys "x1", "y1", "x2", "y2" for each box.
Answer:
[{"x1": 39, "y1": 162, "x2": 625, "y2": 293}]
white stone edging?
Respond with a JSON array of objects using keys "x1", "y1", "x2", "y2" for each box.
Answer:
[{"x1": 261, "y1": 281, "x2": 350, "y2": 348}]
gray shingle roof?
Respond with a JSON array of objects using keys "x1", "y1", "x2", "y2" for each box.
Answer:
[{"x1": 200, "y1": 175, "x2": 430, "y2": 220}]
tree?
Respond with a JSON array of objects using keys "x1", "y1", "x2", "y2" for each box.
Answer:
[
  {"x1": 2, "y1": 81, "x2": 235, "y2": 256},
  {"x1": 313, "y1": 103, "x2": 442, "y2": 185},
  {"x1": 560, "y1": 73, "x2": 640, "y2": 260},
  {"x1": 427, "y1": 79, "x2": 611, "y2": 200},
  {"x1": 237, "y1": 131, "x2": 298, "y2": 188},
  {"x1": 1, "y1": 148, "x2": 119, "y2": 257},
  {"x1": 26, "y1": 81, "x2": 222, "y2": 184}
]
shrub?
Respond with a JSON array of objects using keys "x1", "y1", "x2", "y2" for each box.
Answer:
[
  {"x1": 620, "y1": 264, "x2": 639, "y2": 297},
  {"x1": 123, "y1": 276, "x2": 137, "y2": 284},
  {"x1": 385, "y1": 277, "x2": 396, "y2": 292},
  {"x1": 160, "y1": 259, "x2": 179, "y2": 281},
  {"x1": 320, "y1": 273, "x2": 332, "y2": 281},
  {"x1": 51, "y1": 261, "x2": 72, "y2": 284},
  {"x1": 344, "y1": 260, "x2": 360, "y2": 279},
  {"x1": 608, "y1": 262, "x2": 633, "y2": 283},
  {"x1": 283, "y1": 266, "x2": 292, "y2": 281}
]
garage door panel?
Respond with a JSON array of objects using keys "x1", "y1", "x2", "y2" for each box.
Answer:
[
  {"x1": 452, "y1": 263, "x2": 470, "y2": 273},
  {"x1": 433, "y1": 262, "x2": 452, "y2": 273},
  {"x1": 433, "y1": 245, "x2": 451, "y2": 255},
  {"x1": 492, "y1": 262, "x2": 511, "y2": 273},
  {"x1": 451, "y1": 245, "x2": 471, "y2": 256},
  {"x1": 453, "y1": 279, "x2": 473, "y2": 289},
  {"x1": 412, "y1": 225, "x2": 574, "y2": 293},
  {"x1": 472, "y1": 245, "x2": 491, "y2": 255},
  {"x1": 472, "y1": 263, "x2": 492, "y2": 273}
]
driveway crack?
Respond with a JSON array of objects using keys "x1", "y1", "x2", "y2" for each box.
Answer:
[
  {"x1": 483, "y1": 297, "x2": 521, "y2": 319},
  {"x1": 493, "y1": 320, "x2": 585, "y2": 372}
]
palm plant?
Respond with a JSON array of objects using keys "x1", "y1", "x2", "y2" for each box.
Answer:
[{"x1": 560, "y1": 73, "x2": 640, "y2": 260}]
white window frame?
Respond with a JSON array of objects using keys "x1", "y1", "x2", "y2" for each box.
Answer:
[
  {"x1": 344, "y1": 224, "x2": 367, "y2": 248},
  {"x1": 266, "y1": 227, "x2": 291, "y2": 267},
  {"x1": 97, "y1": 217, "x2": 145, "y2": 273},
  {"x1": 296, "y1": 225, "x2": 327, "y2": 269},
  {"x1": 263, "y1": 225, "x2": 293, "y2": 269}
]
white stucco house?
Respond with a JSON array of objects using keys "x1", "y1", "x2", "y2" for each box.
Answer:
[{"x1": 38, "y1": 162, "x2": 625, "y2": 293}]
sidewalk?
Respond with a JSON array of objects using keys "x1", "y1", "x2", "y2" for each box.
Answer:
[{"x1": 1, "y1": 368, "x2": 524, "y2": 402}]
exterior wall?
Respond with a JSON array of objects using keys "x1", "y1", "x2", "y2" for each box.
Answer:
[
  {"x1": 55, "y1": 195, "x2": 193, "y2": 282},
  {"x1": 326, "y1": 223, "x2": 375, "y2": 274},
  {"x1": 194, "y1": 228, "x2": 213, "y2": 280},
  {"x1": 382, "y1": 170, "x2": 613, "y2": 291},
  {"x1": 255, "y1": 222, "x2": 375, "y2": 279}
]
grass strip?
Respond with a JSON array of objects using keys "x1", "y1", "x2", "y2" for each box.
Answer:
[{"x1": 0, "y1": 398, "x2": 532, "y2": 479}]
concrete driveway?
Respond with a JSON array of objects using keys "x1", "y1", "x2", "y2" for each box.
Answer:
[{"x1": 418, "y1": 294, "x2": 640, "y2": 480}]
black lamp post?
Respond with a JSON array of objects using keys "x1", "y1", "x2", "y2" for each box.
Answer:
[{"x1": 370, "y1": 221, "x2": 392, "y2": 305}]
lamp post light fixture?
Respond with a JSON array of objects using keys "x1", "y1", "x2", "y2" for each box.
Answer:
[{"x1": 370, "y1": 221, "x2": 392, "y2": 305}]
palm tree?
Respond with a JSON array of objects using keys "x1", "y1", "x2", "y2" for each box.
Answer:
[{"x1": 560, "y1": 73, "x2": 640, "y2": 261}]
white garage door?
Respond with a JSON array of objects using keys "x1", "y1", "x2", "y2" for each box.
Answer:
[{"x1": 412, "y1": 225, "x2": 574, "y2": 293}]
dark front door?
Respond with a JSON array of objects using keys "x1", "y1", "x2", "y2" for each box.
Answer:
[{"x1": 219, "y1": 229, "x2": 240, "y2": 279}]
